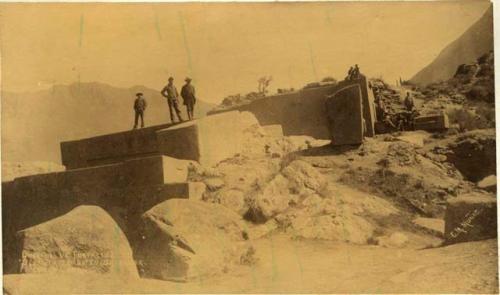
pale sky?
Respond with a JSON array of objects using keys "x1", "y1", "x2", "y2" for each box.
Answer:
[{"x1": 0, "y1": 1, "x2": 492, "y2": 103}]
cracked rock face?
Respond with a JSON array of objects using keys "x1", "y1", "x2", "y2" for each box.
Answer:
[
  {"x1": 15, "y1": 205, "x2": 139, "y2": 278},
  {"x1": 135, "y1": 199, "x2": 252, "y2": 282}
]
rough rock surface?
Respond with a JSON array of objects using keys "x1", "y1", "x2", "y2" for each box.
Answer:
[
  {"x1": 477, "y1": 175, "x2": 496, "y2": 193},
  {"x1": 15, "y1": 205, "x2": 138, "y2": 278},
  {"x1": 376, "y1": 232, "x2": 409, "y2": 248},
  {"x1": 136, "y1": 199, "x2": 252, "y2": 281},
  {"x1": 444, "y1": 193, "x2": 497, "y2": 244}
]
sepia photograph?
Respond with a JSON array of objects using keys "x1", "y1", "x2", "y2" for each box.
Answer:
[{"x1": 0, "y1": 1, "x2": 497, "y2": 293}]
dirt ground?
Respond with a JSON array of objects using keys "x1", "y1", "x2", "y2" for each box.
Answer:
[{"x1": 4, "y1": 236, "x2": 498, "y2": 294}]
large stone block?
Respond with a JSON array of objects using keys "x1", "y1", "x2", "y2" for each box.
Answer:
[
  {"x1": 156, "y1": 111, "x2": 248, "y2": 167},
  {"x1": 414, "y1": 113, "x2": 449, "y2": 131},
  {"x1": 325, "y1": 84, "x2": 364, "y2": 145},
  {"x1": 61, "y1": 123, "x2": 174, "y2": 170},
  {"x1": 356, "y1": 75, "x2": 376, "y2": 137},
  {"x1": 444, "y1": 193, "x2": 497, "y2": 244}
]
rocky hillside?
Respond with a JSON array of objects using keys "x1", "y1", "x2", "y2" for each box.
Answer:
[
  {"x1": 415, "y1": 50, "x2": 495, "y2": 131},
  {"x1": 410, "y1": 5, "x2": 493, "y2": 85},
  {"x1": 1, "y1": 82, "x2": 215, "y2": 163}
]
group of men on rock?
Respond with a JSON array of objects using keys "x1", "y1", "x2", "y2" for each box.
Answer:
[
  {"x1": 133, "y1": 77, "x2": 197, "y2": 129},
  {"x1": 346, "y1": 64, "x2": 361, "y2": 81},
  {"x1": 374, "y1": 87, "x2": 416, "y2": 131}
]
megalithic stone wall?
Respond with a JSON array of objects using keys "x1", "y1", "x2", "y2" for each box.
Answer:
[{"x1": 207, "y1": 77, "x2": 376, "y2": 141}]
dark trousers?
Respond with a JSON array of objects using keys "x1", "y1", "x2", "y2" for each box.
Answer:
[
  {"x1": 134, "y1": 110, "x2": 144, "y2": 128},
  {"x1": 185, "y1": 101, "x2": 195, "y2": 120},
  {"x1": 168, "y1": 99, "x2": 183, "y2": 123}
]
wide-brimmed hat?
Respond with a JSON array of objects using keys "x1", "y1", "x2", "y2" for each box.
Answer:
[
  {"x1": 136, "y1": 92, "x2": 143, "y2": 96},
  {"x1": 168, "y1": 77, "x2": 174, "y2": 81},
  {"x1": 185, "y1": 77, "x2": 192, "y2": 82}
]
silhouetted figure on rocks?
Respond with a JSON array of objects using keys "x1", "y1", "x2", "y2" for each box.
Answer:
[
  {"x1": 346, "y1": 66, "x2": 354, "y2": 80},
  {"x1": 161, "y1": 77, "x2": 184, "y2": 123},
  {"x1": 352, "y1": 64, "x2": 360, "y2": 79},
  {"x1": 181, "y1": 77, "x2": 196, "y2": 120},
  {"x1": 133, "y1": 92, "x2": 147, "y2": 129},
  {"x1": 404, "y1": 92, "x2": 415, "y2": 112}
]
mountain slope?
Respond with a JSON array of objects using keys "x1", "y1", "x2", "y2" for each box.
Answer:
[
  {"x1": 410, "y1": 5, "x2": 493, "y2": 85},
  {"x1": 1, "y1": 82, "x2": 215, "y2": 163}
]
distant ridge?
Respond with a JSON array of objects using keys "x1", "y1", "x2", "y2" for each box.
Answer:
[
  {"x1": 2, "y1": 82, "x2": 215, "y2": 163},
  {"x1": 410, "y1": 5, "x2": 493, "y2": 85}
]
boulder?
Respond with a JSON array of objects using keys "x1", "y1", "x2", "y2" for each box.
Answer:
[
  {"x1": 204, "y1": 177, "x2": 225, "y2": 192},
  {"x1": 187, "y1": 182, "x2": 206, "y2": 201},
  {"x1": 281, "y1": 160, "x2": 327, "y2": 193},
  {"x1": 477, "y1": 175, "x2": 496, "y2": 193},
  {"x1": 15, "y1": 206, "x2": 138, "y2": 278},
  {"x1": 285, "y1": 212, "x2": 374, "y2": 244},
  {"x1": 251, "y1": 174, "x2": 296, "y2": 221},
  {"x1": 444, "y1": 193, "x2": 497, "y2": 244},
  {"x1": 217, "y1": 189, "x2": 249, "y2": 216},
  {"x1": 136, "y1": 199, "x2": 251, "y2": 281},
  {"x1": 247, "y1": 160, "x2": 327, "y2": 222}
]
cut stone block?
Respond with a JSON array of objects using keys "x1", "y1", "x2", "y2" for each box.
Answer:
[
  {"x1": 156, "y1": 111, "x2": 247, "y2": 167},
  {"x1": 444, "y1": 193, "x2": 497, "y2": 244},
  {"x1": 357, "y1": 75, "x2": 376, "y2": 137},
  {"x1": 124, "y1": 156, "x2": 191, "y2": 186},
  {"x1": 415, "y1": 113, "x2": 449, "y2": 131},
  {"x1": 477, "y1": 175, "x2": 496, "y2": 193},
  {"x1": 61, "y1": 123, "x2": 174, "y2": 170},
  {"x1": 325, "y1": 84, "x2": 364, "y2": 145}
]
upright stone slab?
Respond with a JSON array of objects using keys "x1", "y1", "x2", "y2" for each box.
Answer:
[
  {"x1": 357, "y1": 75, "x2": 376, "y2": 137},
  {"x1": 325, "y1": 84, "x2": 364, "y2": 145},
  {"x1": 156, "y1": 111, "x2": 248, "y2": 167},
  {"x1": 444, "y1": 193, "x2": 497, "y2": 245}
]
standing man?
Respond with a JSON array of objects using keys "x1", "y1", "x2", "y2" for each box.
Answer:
[
  {"x1": 346, "y1": 66, "x2": 354, "y2": 80},
  {"x1": 353, "y1": 64, "x2": 360, "y2": 79},
  {"x1": 404, "y1": 92, "x2": 415, "y2": 111},
  {"x1": 181, "y1": 77, "x2": 196, "y2": 120},
  {"x1": 161, "y1": 77, "x2": 184, "y2": 123},
  {"x1": 133, "y1": 92, "x2": 147, "y2": 129}
]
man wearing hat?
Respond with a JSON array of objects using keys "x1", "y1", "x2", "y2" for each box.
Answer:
[
  {"x1": 161, "y1": 77, "x2": 184, "y2": 123},
  {"x1": 133, "y1": 92, "x2": 147, "y2": 129},
  {"x1": 181, "y1": 77, "x2": 196, "y2": 120}
]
